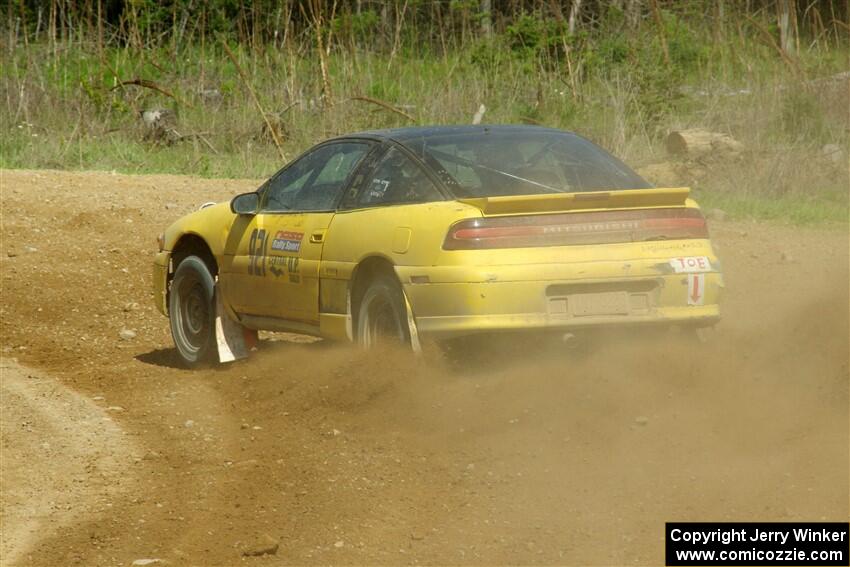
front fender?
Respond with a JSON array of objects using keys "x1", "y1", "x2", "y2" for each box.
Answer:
[{"x1": 161, "y1": 202, "x2": 238, "y2": 257}]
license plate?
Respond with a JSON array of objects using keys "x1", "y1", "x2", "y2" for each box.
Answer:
[{"x1": 570, "y1": 292, "x2": 630, "y2": 316}]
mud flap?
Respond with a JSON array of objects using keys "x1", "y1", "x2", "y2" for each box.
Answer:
[
  {"x1": 345, "y1": 291, "x2": 354, "y2": 342},
  {"x1": 401, "y1": 289, "x2": 423, "y2": 354},
  {"x1": 214, "y1": 290, "x2": 256, "y2": 363}
]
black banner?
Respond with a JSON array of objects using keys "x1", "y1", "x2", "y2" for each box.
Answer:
[{"x1": 666, "y1": 522, "x2": 849, "y2": 566}]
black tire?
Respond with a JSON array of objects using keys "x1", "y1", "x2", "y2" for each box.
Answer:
[
  {"x1": 169, "y1": 255, "x2": 216, "y2": 367},
  {"x1": 355, "y1": 274, "x2": 411, "y2": 348}
]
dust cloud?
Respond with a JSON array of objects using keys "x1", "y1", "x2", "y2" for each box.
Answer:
[{"x1": 211, "y1": 267, "x2": 847, "y2": 563}]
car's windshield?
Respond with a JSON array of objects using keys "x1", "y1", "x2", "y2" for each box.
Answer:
[{"x1": 402, "y1": 129, "x2": 650, "y2": 198}]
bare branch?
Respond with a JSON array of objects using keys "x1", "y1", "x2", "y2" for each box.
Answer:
[
  {"x1": 111, "y1": 78, "x2": 194, "y2": 109},
  {"x1": 349, "y1": 95, "x2": 417, "y2": 122}
]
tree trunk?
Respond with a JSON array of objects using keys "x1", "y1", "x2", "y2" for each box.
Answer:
[
  {"x1": 666, "y1": 129, "x2": 743, "y2": 158},
  {"x1": 649, "y1": 0, "x2": 670, "y2": 65},
  {"x1": 777, "y1": 0, "x2": 796, "y2": 55},
  {"x1": 568, "y1": 0, "x2": 582, "y2": 35},
  {"x1": 626, "y1": 0, "x2": 642, "y2": 30},
  {"x1": 713, "y1": 0, "x2": 724, "y2": 43},
  {"x1": 480, "y1": 0, "x2": 492, "y2": 37}
]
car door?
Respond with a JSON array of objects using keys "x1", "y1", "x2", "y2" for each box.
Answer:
[
  {"x1": 320, "y1": 145, "x2": 449, "y2": 316},
  {"x1": 251, "y1": 140, "x2": 374, "y2": 323},
  {"x1": 219, "y1": 206, "x2": 267, "y2": 315}
]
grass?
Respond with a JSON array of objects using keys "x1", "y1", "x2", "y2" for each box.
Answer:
[
  {"x1": 2, "y1": 124, "x2": 283, "y2": 178},
  {"x1": 1, "y1": 31, "x2": 848, "y2": 225},
  {"x1": 694, "y1": 190, "x2": 849, "y2": 225}
]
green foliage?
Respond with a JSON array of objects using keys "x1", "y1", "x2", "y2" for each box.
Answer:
[
  {"x1": 2, "y1": 1, "x2": 848, "y2": 224},
  {"x1": 332, "y1": 10, "x2": 380, "y2": 45},
  {"x1": 515, "y1": 100, "x2": 543, "y2": 124},
  {"x1": 504, "y1": 12, "x2": 566, "y2": 61},
  {"x1": 468, "y1": 36, "x2": 512, "y2": 72},
  {"x1": 129, "y1": 0, "x2": 173, "y2": 38},
  {"x1": 80, "y1": 78, "x2": 106, "y2": 111},
  {"x1": 580, "y1": 10, "x2": 711, "y2": 130},
  {"x1": 449, "y1": 0, "x2": 479, "y2": 12},
  {"x1": 664, "y1": 11, "x2": 710, "y2": 71},
  {"x1": 778, "y1": 90, "x2": 828, "y2": 143},
  {"x1": 584, "y1": 35, "x2": 630, "y2": 69},
  {"x1": 366, "y1": 80, "x2": 401, "y2": 103}
]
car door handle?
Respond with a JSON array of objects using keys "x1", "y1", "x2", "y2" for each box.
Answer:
[{"x1": 310, "y1": 231, "x2": 326, "y2": 244}]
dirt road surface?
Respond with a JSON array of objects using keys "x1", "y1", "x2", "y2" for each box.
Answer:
[
  {"x1": 1, "y1": 169, "x2": 847, "y2": 566},
  {"x1": 1, "y1": 358, "x2": 139, "y2": 565}
]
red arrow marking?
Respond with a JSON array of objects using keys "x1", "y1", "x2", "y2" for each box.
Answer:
[{"x1": 690, "y1": 275, "x2": 701, "y2": 302}]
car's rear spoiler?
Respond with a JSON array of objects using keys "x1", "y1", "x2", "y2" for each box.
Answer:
[{"x1": 456, "y1": 187, "x2": 691, "y2": 215}]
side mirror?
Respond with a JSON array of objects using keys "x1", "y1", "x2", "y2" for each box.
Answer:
[{"x1": 230, "y1": 192, "x2": 259, "y2": 215}]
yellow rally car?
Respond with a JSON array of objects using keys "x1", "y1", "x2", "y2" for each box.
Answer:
[{"x1": 153, "y1": 125, "x2": 722, "y2": 366}]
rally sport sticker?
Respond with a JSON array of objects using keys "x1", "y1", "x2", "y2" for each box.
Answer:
[{"x1": 271, "y1": 231, "x2": 303, "y2": 253}]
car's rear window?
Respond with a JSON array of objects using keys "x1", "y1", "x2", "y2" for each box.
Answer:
[{"x1": 402, "y1": 129, "x2": 650, "y2": 198}]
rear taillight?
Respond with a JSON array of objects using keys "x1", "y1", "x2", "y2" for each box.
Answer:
[{"x1": 443, "y1": 208, "x2": 708, "y2": 250}]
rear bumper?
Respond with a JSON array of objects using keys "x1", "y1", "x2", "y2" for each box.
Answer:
[
  {"x1": 412, "y1": 305, "x2": 720, "y2": 337},
  {"x1": 152, "y1": 251, "x2": 170, "y2": 316},
  {"x1": 399, "y1": 265, "x2": 723, "y2": 339}
]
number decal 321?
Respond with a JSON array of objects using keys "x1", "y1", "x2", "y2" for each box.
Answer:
[{"x1": 248, "y1": 228, "x2": 267, "y2": 276}]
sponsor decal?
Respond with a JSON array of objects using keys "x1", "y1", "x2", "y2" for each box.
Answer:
[
  {"x1": 670, "y1": 256, "x2": 712, "y2": 273},
  {"x1": 267, "y1": 255, "x2": 299, "y2": 278},
  {"x1": 688, "y1": 273, "x2": 705, "y2": 305},
  {"x1": 367, "y1": 178, "x2": 390, "y2": 200},
  {"x1": 642, "y1": 241, "x2": 704, "y2": 252},
  {"x1": 248, "y1": 228, "x2": 267, "y2": 276},
  {"x1": 271, "y1": 231, "x2": 303, "y2": 253},
  {"x1": 246, "y1": 229, "x2": 302, "y2": 278}
]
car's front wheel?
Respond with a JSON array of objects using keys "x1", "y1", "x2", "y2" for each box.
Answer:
[
  {"x1": 355, "y1": 274, "x2": 411, "y2": 348},
  {"x1": 169, "y1": 255, "x2": 216, "y2": 367}
]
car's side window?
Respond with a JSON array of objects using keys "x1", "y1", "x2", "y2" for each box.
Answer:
[
  {"x1": 263, "y1": 142, "x2": 371, "y2": 212},
  {"x1": 357, "y1": 147, "x2": 443, "y2": 207}
]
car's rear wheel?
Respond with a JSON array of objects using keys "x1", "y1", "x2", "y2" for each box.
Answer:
[
  {"x1": 356, "y1": 274, "x2": 410, "y2": 348},
  {"x1": 169, "y1": 255, "x2": 216, "y2": 367}
]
